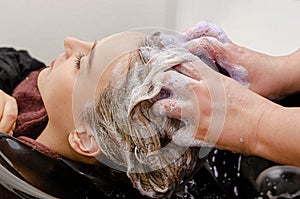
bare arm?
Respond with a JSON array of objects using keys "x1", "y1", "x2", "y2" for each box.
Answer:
[
  {"x1": 252, "y1": 104, "x2": 300, "y2": 167},
  {"x1": 285, "y1": 49, "x2": 300, "y2": 94},
  {"x1": 223, "y1": 45, "x2": 300, "y2": 99},
  {"x1": 215, "y1": 76, "x2": 300, "y2": 167},
  {"x1": 183, "y1": 21, "x2": 300, "y2": 99}
]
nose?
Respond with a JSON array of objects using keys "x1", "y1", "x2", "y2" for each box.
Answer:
[{"x1": 64, "y1": 37, "x2": 94, "y2": 59}]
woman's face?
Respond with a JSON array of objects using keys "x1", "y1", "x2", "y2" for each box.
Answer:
[
  {"x1": 38, "y1": 37, "x2": 94, "y2": 134},
  {"x1": 38, "y1": 32, "x2": 144, "y2": 135}
]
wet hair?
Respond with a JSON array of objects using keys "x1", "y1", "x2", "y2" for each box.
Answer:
[{"x1": 83, "y1": 32, "x2": 203, "y2": 198}]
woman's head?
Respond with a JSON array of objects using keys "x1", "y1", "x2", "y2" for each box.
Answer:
[
  {"x1": 37, "y1": 31, "x2": 206, "y2": 197},
  {"x1": 79, "y1": 32, "x2": 206, "y2": 198},
  {"x1": 37, "y1": 32, "x2": 145, "y2": 161}
]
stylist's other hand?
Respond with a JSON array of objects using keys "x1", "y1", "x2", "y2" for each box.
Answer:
[
  {"x1": 181, "y1": 21, "x2": 231, "y2": 44},
  {"x1": 0, "y1": 90, "x2": 18, "y2": 136},
  {"x1": 182, "y1": 21, "x2": 288, "y2": 99}
]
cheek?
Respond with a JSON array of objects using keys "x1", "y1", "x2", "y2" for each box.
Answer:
[{"x1": 38, "y1": 68, "x2": 76, "y2": 120}]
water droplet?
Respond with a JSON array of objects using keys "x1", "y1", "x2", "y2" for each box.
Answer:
[
  {"x1": 213, "y1": 166, "x2": 218, "y2": 177},
  {"x1": 239, "y1": 137, "x2": 244, "y2": 143},
  {"x1": 267, "y1": 182, "x2": 272, "y2": 187},
  {"x1": 237, "y1": 154, "x2": 242, "y2": 172},
  {"x1": 233, "y1": 186, "x2": 239, "y2": 196},
  {"x1": 265, "y1": 178, "x2": 270, "y2": 182}
]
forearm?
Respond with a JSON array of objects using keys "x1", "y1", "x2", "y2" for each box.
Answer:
[
  {"x1": 227, "y1": 44, "x2": 300, "y2": 98},
  {"x1": 253, "y1": 105, "x2": 300, "y2": 167},
  {"x1": 284, "y1": 49, "x2": 300, "y2": 94},
  {"x1": 206, "y1": 76, "x2": 300, "y2": 166}
]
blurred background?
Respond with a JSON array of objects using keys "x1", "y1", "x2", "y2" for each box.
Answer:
[{"x1": 0, "y1": 0, "x2": 299, "y2": 64}]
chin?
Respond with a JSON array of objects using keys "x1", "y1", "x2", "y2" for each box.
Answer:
[
  {"x1": 37, "y1": 69, "x2": 50, "y2": 109},
  {"x1": 37, "y1": 68, "x2": 49, "y2": 94}
]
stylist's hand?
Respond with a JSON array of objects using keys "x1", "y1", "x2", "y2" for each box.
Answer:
[
  {"x1": 182, "y1": 21, "x2": 290, "y2": 99},
  {"x1": 0, "y1": 90, "x2": 18, "y2": 135},
  {"x1": 151, "y1": 61, "x2": 276, "y2": 154}
]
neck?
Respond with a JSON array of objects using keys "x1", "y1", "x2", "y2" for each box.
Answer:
[{"x1": 36, "y1": 122, "x2": 95, "y2": 164}]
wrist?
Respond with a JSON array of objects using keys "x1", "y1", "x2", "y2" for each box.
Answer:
[
  {"x1": 284, "y1": 49, "x2": 300, "y2": 94},
  {"x1": 214, "y1": 76, "x2": 275, "y2": 154},
  {"x1": 225, "y1": 44, "x2": 299, "y2": 99},
  {"x1": 226, "y1": 44, "x2": 276, "y2": 97},
  {"x1": 248, "y1": 100, "x2": 283, "y2": 158},
  {"x1": 261, "y1": 49, "x2": 300, "y2": 97}
]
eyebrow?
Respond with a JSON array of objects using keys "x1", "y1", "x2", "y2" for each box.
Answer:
[{"x1": 87, "y1": 41, "x2": 98, "y2": 71}]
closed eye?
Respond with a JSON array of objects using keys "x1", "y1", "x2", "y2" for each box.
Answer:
[{"x1": 74, "y1": 53, "x2": 85, "y2": 69}]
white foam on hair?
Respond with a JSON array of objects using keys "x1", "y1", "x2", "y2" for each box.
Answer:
[{"x1": 129, "y1": 45, "x2": 214, "y2": 150}]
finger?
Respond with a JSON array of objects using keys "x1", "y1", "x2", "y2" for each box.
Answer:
[
  {"x1": 184, "y1": 36, "x2": 225, "y2": 61},
  {"x1": 184, "y1": 37, "x2": 249, "y2": 86},
  {"x1": 0, "y1": 105, "x2": 3, "y2": 122},
  {"x1": 8, "y1": 130, "x2": 13, "y2": 136},
  {"x1": 173, "y1": 63, "x2": 203, "y2": 81},
  {"x1": 182, "y1": 21, "x2": 231, "y2": 43},
  {"x1": 152, "y1": 98, "x2": 183, "y2": 119},
  {"x1": 160, "y1": 70, "x2": 199, "y2": 93},
  {"x1": 0, "y1": 99, "x2": 18, "y2": 133},
  {"x1": 152, "y1": 98, "x2": 196, "y2": 122},
  {"x1": 157, "y1": 69, "x2": 203, "y2": 104},
  {"x1": 12, "y1": 122, "x2": 16, "y2": 130},
  {"x1": 10, "y1": 122, "x2": 16, "y2": 136},
  {"x1": 0, "y1": 92, "x2": 5, "y2": 121},
  {"x1": 172, "y1": 125, "x2": 212, "y2": 148}
]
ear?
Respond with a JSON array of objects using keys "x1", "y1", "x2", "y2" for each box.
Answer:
[{"x1": 68, "y1": 130, "x2": 101, "y2": 157}]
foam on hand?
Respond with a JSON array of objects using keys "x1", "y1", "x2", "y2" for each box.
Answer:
[
  {"x1": 182, "y1": 21, "x2": 231, "y2": 44},
  {"x1": 183, "y1": 35, "x2": 250, "y2": 87}
]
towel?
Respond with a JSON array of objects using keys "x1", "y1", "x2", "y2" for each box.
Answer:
[{"x1": 12, "y1": 68, "x2": 48, "y2": 139}]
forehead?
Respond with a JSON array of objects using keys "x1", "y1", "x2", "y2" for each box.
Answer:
[
  {"x1": 92, "y1": 32, "x2": 145, "y2": 89},
  {"x1": 73, "y1": 32, "x2": 145, "y2": 132}
]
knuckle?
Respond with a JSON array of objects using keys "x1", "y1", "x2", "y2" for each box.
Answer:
[{"x1": 6, "y1": 112, "x2": 17, "y2": 121}]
